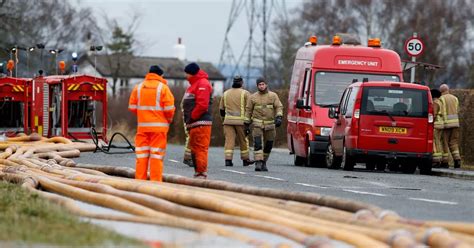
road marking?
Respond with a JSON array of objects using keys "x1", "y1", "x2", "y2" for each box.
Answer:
[
  {"x1": 168, "y1": 159, "x2": 179, "y2": 163},
  {"x1": 222, "y1": 169, "x2": 247, "y2": 175},
  {"x1": 254, "y1": 175, "x2": 285, "y2": 181},
  {"x1": 408, "y1": 198, "x2": 458, "y2": 205},
  {"x1": 342, "y1": 189, "x2": 387, "y2": 197},
  {"x1": 366, "y1": 181, "x2": 391, "y2": 188},
  {"x1": 295, "y1": 183, "x2": 329, "y2": 189}
]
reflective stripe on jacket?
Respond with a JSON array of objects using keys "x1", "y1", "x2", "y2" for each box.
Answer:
[
  {"x1": 439, "y1": 93, "x2": 459, "y2": 128},
  {"x1": 128, "y1": 73, "x2": 175, "y2": 132},
  {"x1": 182, "y1": 70, "x2": 213, "y2": 129},
  {"x1": 219, "y1": 88, "x2": 250, "y2": 125},
  {"x1": 245, "y1": 90, "x2": 283, "y2": 128}
]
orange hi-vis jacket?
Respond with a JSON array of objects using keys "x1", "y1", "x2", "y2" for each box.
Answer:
[{"x1": 129, "y1": 73, "x2": 175, "y2": 132}]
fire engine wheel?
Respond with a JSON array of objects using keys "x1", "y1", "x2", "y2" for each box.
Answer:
[
  {"x1": 294, "y1": 154, "x2": 306, "y2": 166},
  {"x1": 400, "y1": 163, "x2": 417, "y2": 174},
  {"x1": 419, "y1": 159, "x2": 432, "y2": 175},
  {"x1": 326, "y1": 143, "x2": 341, "y2": 169},
  {"x1": 366, "y1": 162, "x2": 376, "y2": 171},
  {"x1": 342, "y1": 146, "x2": 355, "y2": 171},
  {"x1": 306, "y1": 145, "x2": 326, "y2": 167},
  {"x1": 376, "y1": 162, "x2": 387, "y2": 171}
]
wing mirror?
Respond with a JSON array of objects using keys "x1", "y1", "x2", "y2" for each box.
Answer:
[{"x1": 328, "y1": 106, "x2": 339, "y2": 119}]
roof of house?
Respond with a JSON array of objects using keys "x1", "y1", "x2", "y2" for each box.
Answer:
[{"x1": 77, "y1": 54, "x2": 225, "y2": 80}]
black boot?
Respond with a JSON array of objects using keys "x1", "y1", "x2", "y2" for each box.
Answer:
[
  {"x1": 243, "y1": 159, "x2": 254, "y2": 166},
  {"x1": 255, "y1": 161, "x2": 263, "y2": 171},
  {"x1": 440, "y1": 162, "x2": 449, "y2": 168},
  {"x1": 261, "y1": 160, "x2": 268, "y2": 171},
  {"x1": 225, "y1": 160, "x2": 234, "y2": 167},
  {"x1": 454, "y1": 160, "x2": 461, "y2": 169},
  {"x1": 183, "y1": 158, "x2": 194, "y2": 167}
]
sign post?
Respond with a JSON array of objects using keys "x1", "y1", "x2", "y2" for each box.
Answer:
[{"x1": 404, "y1": 33, "x2": 425, "y2": 83}]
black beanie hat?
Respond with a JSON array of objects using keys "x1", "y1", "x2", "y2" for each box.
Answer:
[
  {"x1": 430, "y1": 88, "x2": 441, "y2": 98},
  {"x1": 233, "y1": 75, "x2": 243, "y2": 83},
  {"x1": 149, "y1": 65, "x2": 164, "y2": 76},
  {"x1": 184, "y1": 62, "x2": 200, "y2": 75},
  {"x1": 256, "y1": 77, "x2": 266, "y2": 85}
]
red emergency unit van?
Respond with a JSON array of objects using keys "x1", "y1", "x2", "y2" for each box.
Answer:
[
  {"x1": 287, "y1": 35, "x2": 403, "y2": 167},
  {"x1": 327, "y1": 81, "x2": 433, "y2": 174}
]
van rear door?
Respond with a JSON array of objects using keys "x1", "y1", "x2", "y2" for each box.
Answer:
[{"x1": 357, "y1": 86, "x2": 429, "y2": 153}]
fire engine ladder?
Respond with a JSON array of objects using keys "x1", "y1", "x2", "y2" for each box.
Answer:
[{"x1": 42, "y1": 83, "x2": 49, "y2": 137}]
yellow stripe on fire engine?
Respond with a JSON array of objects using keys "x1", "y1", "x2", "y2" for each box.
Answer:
[
  {"x1": 92, "y1": 84, "x2": 104, "y2": 91},
  {"x1": 68, "y1": 84, "x2": 76, "y2": 90},
  {"x1": 13, "y1": 85, "x2": 25, "y2": 92},
  {"x1": 73, "y1": 84, "x2": 81, "y2": 90}
]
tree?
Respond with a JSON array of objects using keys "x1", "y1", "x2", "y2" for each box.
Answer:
[
  {"x1": 0, "y1": 0, "x2": 95, "y2": 76},
  {"x1": 269, "y1": 0, "x2": 474, "y2": 88}
]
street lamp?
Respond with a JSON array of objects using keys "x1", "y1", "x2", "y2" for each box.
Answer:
[
  {"x1": 90, "y1": 45, "x2": 103, "y2": 77},
  {"x1": 36, "y1": 43, "x2": 45, "y2": 73},
  {"x1": 72, "y1": 52, "x2": 78, "y2": 73},
  {"x1": 49, "y1": 49, "x2": 63, "y2": 75}
]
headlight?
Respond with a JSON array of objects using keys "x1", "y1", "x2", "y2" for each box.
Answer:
[{"x1": 320, "y1": 127, "x2": 332, "y2": 136}]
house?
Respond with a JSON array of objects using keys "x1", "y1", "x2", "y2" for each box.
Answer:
[{"x1": 76, "y1": 54, "x2": 226, "y2": 96}]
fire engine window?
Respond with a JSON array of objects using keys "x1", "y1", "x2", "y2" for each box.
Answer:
[
  {"x1": 345, "y1": 87, "x2": 360, "y2": 117},
  {"x1": 360, "y1": 87, "x2": 428, "y2": 118},
  {"x1": 314, "y1": 72, "x2": 399, "y2": 106},
  {"x1": 301, "y1": 68, "x2": 312, "y2": 106}
]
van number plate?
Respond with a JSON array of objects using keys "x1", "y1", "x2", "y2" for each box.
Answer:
[{"x1": 379, "y1": 126, "x2": 407, "y2": 134}]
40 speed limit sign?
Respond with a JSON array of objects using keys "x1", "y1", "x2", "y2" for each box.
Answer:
[{"x1": 404, "y1": 37, "x2": 425, "y2": 57}]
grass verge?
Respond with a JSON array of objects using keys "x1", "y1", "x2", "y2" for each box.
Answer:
[{"x1": 0, "y1": 181, "x2": 144, "y2": 247}]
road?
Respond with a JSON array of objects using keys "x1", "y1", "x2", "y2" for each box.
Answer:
[{"x1": 75, "y1": 144, "x2": 474, "y2": 222}]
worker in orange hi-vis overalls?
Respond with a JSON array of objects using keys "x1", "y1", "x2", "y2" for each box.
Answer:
[{"x1": 128, "y1": 65, "x2": 175, "y2": 181}]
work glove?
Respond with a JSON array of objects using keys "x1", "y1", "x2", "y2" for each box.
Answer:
[
  {"x1": 220, "y1": 109, "x2": 226, "y2": 118},
  {"x1": 244, "y1": 123, "x2": 251, "y2": 136},
  {"x1": 274, "y1": 116, "x2": 282, "y2": 128}
]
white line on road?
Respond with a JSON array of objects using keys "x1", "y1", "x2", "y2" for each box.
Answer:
[
  {"x1": 342, "y1": 189, "x2": 387, "y2": 197},
  {"x1": 254, "y1": 175, "x2": 285, "y2": 181},
  {"x1": 222, "y1": 169, "x2": 247, "y2": 175},
  {"x1": 295, "y1": 183, "x2": 329, "y2": 189},
  {"x1": 168, "y1": 159, "x2": 180, "y2": 163},
  {"x1": 366, "y1": 181, "x2": 391, "y2": 188},
  {"x1": 408, "y1": 198, "x2": 458, "y2": 205}
]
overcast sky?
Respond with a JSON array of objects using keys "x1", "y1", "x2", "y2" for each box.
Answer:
[{"x1": 79, "y1": 0, "x2": 302, "y2": 65}]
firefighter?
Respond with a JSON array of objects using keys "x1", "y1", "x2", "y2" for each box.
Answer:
[
  {"x1": 244, "y1": 77, "x2": 283, "y2": 171},
  {"x1": 182, "y1": 62, "x2": 213, "y2": 179},
  {"x1": 431, "y1": 88, "x2": 444, "y2": 167},
  {"x1": 181, "y1": 105, "x2": 193, "y2": 167},
  {"x1": 439, "y1": 84, "x2": 461, "y2": 168},
  {"x1": 128, "y1": 65, "x2": 175, "y2": 181},
  {"x1": 219, "y1": 75, "x2": 253, "y2": 167}
]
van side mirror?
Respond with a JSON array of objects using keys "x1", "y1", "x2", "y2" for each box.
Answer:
[
  {"x1": 296, "y1": 99, "x2": 305, "y2": 109},
  {"x1": 328, "y1": 106, "x2": 339, "y2": 119}
]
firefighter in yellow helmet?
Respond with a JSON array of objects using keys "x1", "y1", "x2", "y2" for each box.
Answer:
[
  {"x1": 219, "y1": 75, "x2": 254, "y2": 167},
  {"x1": 244, "y1": 77, "x2": 283, "y2": 171},
  {"x1": 439, "y1": 84, "x2": 461, "y2": 168}
]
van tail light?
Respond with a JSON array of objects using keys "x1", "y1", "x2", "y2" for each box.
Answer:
[
  {"x1": 353, "y1": 109, "x2": 360, "y2": 119},
  {"x1": 428, "y1": 113, "x2": 433, "y2": 123}
]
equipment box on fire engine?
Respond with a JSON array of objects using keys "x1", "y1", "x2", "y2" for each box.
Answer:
[{"x1": 0, "y1": 76, "x2": 31, "y2": 136}]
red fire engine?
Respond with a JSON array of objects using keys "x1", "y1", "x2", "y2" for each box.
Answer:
[
  {"x1": 287, "y1": 35, "x2": 404, "y2": 167},
  {"x1": 0, "y1": 76, "x2": 31, "y2": 136},
  {"x1": 29, "y1": 74, "x2": 108, "y2": 141}
]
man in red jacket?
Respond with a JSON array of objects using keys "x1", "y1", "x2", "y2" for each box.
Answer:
[{"x1": 182, "y1": 62, "x2": 213, "y2": 179}]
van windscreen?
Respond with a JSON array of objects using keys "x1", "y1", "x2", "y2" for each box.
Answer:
[
  {"x1": 360, "y1": 87, "x2": 428, "y2": 118},
  {"x1": 314, "y1": 72, "x2": 399, "y2": 106}
]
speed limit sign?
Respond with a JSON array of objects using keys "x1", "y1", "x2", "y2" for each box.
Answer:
[{"x1": 404, "y1": 37, "x2": 424, "y2": 57}]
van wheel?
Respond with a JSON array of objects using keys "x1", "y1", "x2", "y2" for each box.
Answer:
[
  {"x1": 326, "y1": 143, "x2": 341, "y2": 169},
  {"x1": 419, "y1": 159, "x2": 432, "y2": 175},
  {"x1": 307, "y1": 145, "x2": 327, "y2": 167},
  {"x1": 342, "y1": 146, "x2": 355, "y2": 171},
  {"x1": 400, "y1": 163, "x2": 417, "y2": 174},
  {"x1": 294, "y1": 154, "x2": 306, "y2": 166}
]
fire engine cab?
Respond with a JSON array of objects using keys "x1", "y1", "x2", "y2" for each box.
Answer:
[{"x1": 287, "y1": 34, "x2": 403, "y2": 167}]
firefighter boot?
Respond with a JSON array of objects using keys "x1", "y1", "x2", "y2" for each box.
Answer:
[
  {"x1": 183, "y1": 159, "x2": 194, "y2": 167},
  {"x1": 454, "y1": 160, "x2": 461, "y2": 169},
  {"x1": 225, "y1": 160, "x2": 234, "y2": 167},
  {"x1": 261, "y1": 160, "x2": 268, "y2": 172},
  {"x1": 255, "y1": 161, "x2": 263, "y2": 171},
  {"x1": 243, "y1": 159, "x2": 254, "y2": 167},
  {"x1": 440, "y1": 162, "x2": 449, "y2": 168}
]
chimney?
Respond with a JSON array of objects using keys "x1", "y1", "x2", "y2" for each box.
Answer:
[{"x1": 173, "y1": 37, "x2": 186, "y2": 61}]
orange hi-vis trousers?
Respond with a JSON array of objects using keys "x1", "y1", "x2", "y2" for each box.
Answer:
[
  {"x1": 135, "y1": 132, "x2": 167, "y2": 181},
  {"x1": 189, "y1": 125, "x2": 211, "y2": 173}
]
